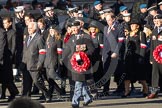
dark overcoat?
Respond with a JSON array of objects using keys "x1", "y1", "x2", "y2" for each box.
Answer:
[
  {"x1": 0, "y1": 28, "x2": 16, "y2": 83},
  {"x1": 22, "y1": 32, "x2": 45, "y2": 71},
  {"x1": 62, "y1": 32, "x2": 95, "y2": 81}
]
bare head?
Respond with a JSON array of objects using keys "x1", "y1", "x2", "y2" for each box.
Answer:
[{"x1": 28, "y1": 22, "x2": 37, "y2": 35}]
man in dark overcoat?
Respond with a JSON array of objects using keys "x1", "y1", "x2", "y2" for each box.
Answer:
[
  {"x1": 62, "y1": 20, "x2": 95, "y2": 108},
  {"x1": 22, "y1": 22, "x2": 50, "y2": 102},
  {"x1": 102, "y1": 13, "x2": 125, "y2": 94},
  {"x1": 147, "y1": 15, "x2": 162, "y2": 99},
  {"x1": 0, "y1": 17, "x2": 19, "y2": 101}
]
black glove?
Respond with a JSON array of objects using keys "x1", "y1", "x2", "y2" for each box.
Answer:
[{"x1": 19, "y1": 62, "x2": 26, "y2": 71}]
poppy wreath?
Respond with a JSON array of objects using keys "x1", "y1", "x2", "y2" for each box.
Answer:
[
  {"x1": 153, "y1": 44, "x2": 162, "y2": 64},
  {"x1": 70, "y1": 51, "x2": 91, "y2": 73}
]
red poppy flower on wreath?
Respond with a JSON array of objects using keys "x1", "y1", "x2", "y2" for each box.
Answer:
[
  {"x1": 70, "y1": 51, "x2": 91, "y2": 73},
  {"x1": 153, "y1": 44, "x2": 162, "y2": 64}
]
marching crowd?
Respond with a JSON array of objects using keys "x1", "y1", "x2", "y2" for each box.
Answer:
[{"x1": 0, "y1": 0, "x2": 162, "y2": 108}]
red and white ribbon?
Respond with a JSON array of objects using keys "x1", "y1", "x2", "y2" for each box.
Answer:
[
  {"x1": 57, "y1": 48, "x2": 63, "y2": 54},
  {"x1": 39, "y1": 49, "x2": 46, "y2": 54},
  {"x1": 140, "y1": 43, "x2": 147, "y2": 49}
]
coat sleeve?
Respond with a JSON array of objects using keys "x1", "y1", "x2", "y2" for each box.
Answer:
[
  {"x1": 57, "y1": 39, "x2": 63, "y2": 62},
  {"x1": 62, "y1": 40, "x2": 71, "y2": 66},
  {"x1": 98, "y1": 33, "x2": 104, "y2": 55},
  {"x1": 139, "y1": 32, "x2": 147, "y2": 57},
  {"x1": 150, "y1": 33, "x2": 155, "y2": 62},
  {"x1": 114, "y1": 24, "x2": 125, "y2": 55},
  {"x1": 0, "y1": 30, "x2": 6, "y2": 65},
  {"x1": 37, "y1": 37, "x2": 46, "y2": 67},
  {"x1": 11, "y1": 30, "x2": 16, "y2": 56}
]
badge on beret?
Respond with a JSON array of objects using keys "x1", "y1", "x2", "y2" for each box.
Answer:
[{"x1": 152, "y1": 35, "x2": 156, "y2": 40}]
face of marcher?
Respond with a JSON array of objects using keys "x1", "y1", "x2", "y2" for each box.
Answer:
[
  {"x1": 156, "y1": 19, "x2": 162, "y2": 27},
  {"x1": 67, "y1": 27, "x2": 72, "y2": 34},
  {"x1": 140, "y1": 8, "x2": 147, "y2": 13},
  {"x1": 95, "y1": 4, "x2": 102, "y2": 11},
  {"x1": 71, "y1": 26, "x2": 80, "y2": 35},
  {"x1": 46, "y1": 10, "x2": 54, "y2": 17},
  {"x1": 160, "y1": 5, "x2": 162, "y2": 11},
  {"x1": 37, "y1": 22, "x2": 44, "y2": 29},
  {"x1": 3, "y1": 19, "x2": 12, "y2": 29},
  {"x1": 106, "y1": 15, "x2": 115, "y2": 26},
  {"x1": 153, "y1": 19, "x2": 158, "y2": 26},
  {"x1": 73, "y1": 12, "x2": 79, "y2": 18},
  {"x1": 83, "y1": 8, "x2": 89, "y2": 13},
  {"x1": 130, "y1": 24, "x2": 139, "y2": 31},
  {"x1": 123, "y1": 16, "x2": 131, "y2": 22},
  {"x1": 24, "y1": 16, "x2": 31, "y2": 26},
  {"x1": 15, "y1": 11, "x2": 24, "y2": 19},
  {"x1": 28, "y1": 23, "x2": 36, "y2": 35},
  {"x1": 149, "y1": 10, "x2": 157, "y2": 16},
  {"x1": 49, "y1": 29, "x2": 55, "y2": 36},
  {"x1": 89, "y1": 27, "x2": 96, "y2": 33}
]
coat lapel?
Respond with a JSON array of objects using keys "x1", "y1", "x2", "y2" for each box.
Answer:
[{"x1": 27, "y1": 32, "x2": 39, "y2": 48}]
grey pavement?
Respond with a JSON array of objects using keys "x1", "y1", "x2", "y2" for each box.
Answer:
[{"x1": 0, "y1": 78, "x2": 162, "y2": 108}]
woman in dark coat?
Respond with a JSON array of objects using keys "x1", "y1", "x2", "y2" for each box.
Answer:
[
  {"x1": 44, "y1": 25, "x2": 62, "y2": 99},
  {"x1": 143, "y1": 24, "x2": 152, "y2": 86},
  {"x1": 123, "y1": 19, "x2": 148, "y2": 97},
  {"x1": 88, "y1": 21, "x2": 104, "y2": 86}
]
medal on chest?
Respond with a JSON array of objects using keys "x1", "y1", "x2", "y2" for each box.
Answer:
[{"x1": 76, "y1": 44, "x2": 86, "y2": 52}]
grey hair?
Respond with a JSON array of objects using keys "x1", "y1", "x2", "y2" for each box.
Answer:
[{"x1": 28, "y1": 22, "x2": 38, "y2": 30}]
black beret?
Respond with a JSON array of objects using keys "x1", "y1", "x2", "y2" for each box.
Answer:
[
  {"x1": 129, "y1": 19, "x2": 140, "y2": 25},
  {"x1": 154, "y1": 14, "x2": 162, "y2": 19},
  {"x1": 147, "y1": 5, "x2": 157, "y2": 11},
  {"x1": 71, "y1": 21, "x2": 80, "y2": 26}
]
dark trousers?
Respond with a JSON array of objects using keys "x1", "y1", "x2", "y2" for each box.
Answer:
[
  {"x1": 46, "y1": 68, "x2": 61, "y2": 95},
  {"x1": 103, "y1": 53, "x2": 118, "y2": 92},
  {"x1": 69, "y1": 77, "x2": 75, "y2": 101},
  {"x1": 22, "y1": 68, "x2": 32, "y2": 96},
  {"x1": 29, "y1": 71, "x2": 49, "y2": 96},
  {"x1": 152, "y1": 61, "x2": 162, "y2": 88},
  {"x1": 1, "y1": 82, "x2": 19, "y2": 97}
]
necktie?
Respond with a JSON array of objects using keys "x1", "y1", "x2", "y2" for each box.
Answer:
[{"x1": 27, "y1": 36, "x2": 32, "y2": 47}]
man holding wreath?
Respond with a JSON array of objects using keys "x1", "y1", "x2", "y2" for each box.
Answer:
[{"x1": 62, "y1": 20, "x2": 95, "y2": 108}]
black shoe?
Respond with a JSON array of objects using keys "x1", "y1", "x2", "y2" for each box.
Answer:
[
  {"x1": 143, "y1": 93, "x2": 148, "y2": 97},
  {"x1": 71, "y1": 104, "x2": 79, "y2": 108},
  {"x1": 0, "y1": 95, "x2": 6, "y2": 99},
  {"x1": 44, "y1": 92, "x2": 52, "y2": 103},
  {"x1": 83, "y1": 100, "x2": 93, "y2": 106},
  {"x1": 31, "y1": 91, "x2": 39, "y2": 95},
  {"x1": 7, "y1": 96, "x2": 15, "y2": 102},
  {"x1": 39, "y1": 94, "x2": 45, "y2": 100},
  {"x1": 121, "y1": 92, "x2": 131, "y2": 98},
  {"x1": 60, "y1": 88, "x2": 66, "y2": 95}
]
